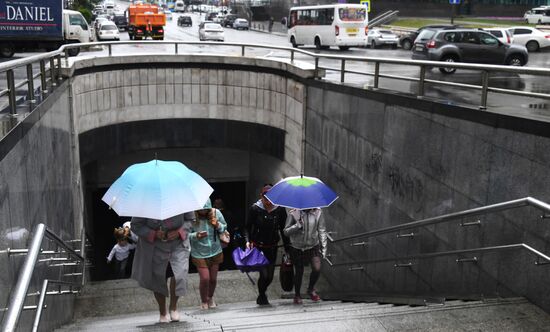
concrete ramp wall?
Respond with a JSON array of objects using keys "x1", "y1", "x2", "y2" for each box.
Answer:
[{"x1": 308, "y1": 82, "x2": 550, "y2": 312}]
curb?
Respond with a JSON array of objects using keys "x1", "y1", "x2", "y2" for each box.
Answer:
[{"x1": 249, "y1": 28, "x2": 287, "y2": 37}]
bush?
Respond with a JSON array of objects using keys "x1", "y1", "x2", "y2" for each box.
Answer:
[{"x1": 78, "y1": 7, "x2": 93, "y2": 23}]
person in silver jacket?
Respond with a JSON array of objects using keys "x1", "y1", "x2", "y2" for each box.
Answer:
[{"x1": 283, "y1": 208, "x2": 327, "y2": 304}]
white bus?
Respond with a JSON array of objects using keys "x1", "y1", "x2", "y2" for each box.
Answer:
[{"x1": 288, "y1": 4, "x2": 368, "y2": 51}]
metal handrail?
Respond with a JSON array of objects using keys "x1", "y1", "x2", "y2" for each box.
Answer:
[
  {"x1": 328, "y1": 197, "x2": 550, "y2": 244},
  {"x1": 1, "y1": 223, "x2": 85, "y2": 332},
  {"x1": 2, "y1": 40, "x2": 550, "y2": 131},
  {"x1": 324, "y1": 243, "x2": 550, "y2": 268}
]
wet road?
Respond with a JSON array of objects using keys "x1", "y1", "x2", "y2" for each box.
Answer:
[{"x1": 2, "y1": 10, "x2": 550, "y2": 118}]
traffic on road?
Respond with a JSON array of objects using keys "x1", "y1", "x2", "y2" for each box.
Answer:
[{"x1": 2, "y1": 0, "x2": 550, "y2": 116}]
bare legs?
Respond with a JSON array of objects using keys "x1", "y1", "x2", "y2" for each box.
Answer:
[
  {"x1": 169, "y1": 277, "x2": 179, "y2": 311},
  {"x1": 153, "y1": 291, "x2": 167, "y2": 316},
  {"x1": 197, "y1": 264, "x2": 220, "y2": 308},
  {"x1": 153, "y1": 277, "x2": 179, "y2": 321}
]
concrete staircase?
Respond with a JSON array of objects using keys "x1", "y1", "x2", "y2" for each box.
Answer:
[{"x1": 56, "y1": 271, "x2": 550, "y2": 331}]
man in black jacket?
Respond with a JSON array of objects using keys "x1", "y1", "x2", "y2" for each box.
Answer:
[{"x1": 245, "y1": 184, "x2": 290, "y2": 305}]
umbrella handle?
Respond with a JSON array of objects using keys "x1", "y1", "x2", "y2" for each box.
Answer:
[{"x1": 245, "y1": 272, "x2": 255, "y2": 285}]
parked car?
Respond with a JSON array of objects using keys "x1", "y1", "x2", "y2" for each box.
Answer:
[
  {"x1": 232, "y1": 18, "x2": 249, "y2": 30},
  {"x1": 164, "y1": 10, "x2": 173, "y2": 21},
  {"x1": 507, "y1": 26, "x2": 550, "y2": 52},
  {"x1": 367, "y1": 28, "x2": 399, "y2": 48},
  {"x1": 178, "y1": 15, "x2": 192, "y2": 27},
  {"x1": 412, "y1": 29, "x2": 528, "y2": 74},
  {"x1": 97, "y1": 22, "x2": 120, "y2": 41},
  {"x1": 112, "y1": 15, "x2": 128, "y2": 31},
  {"x1": 199, "y1": 22, "x2": 224, "y2": 42},
  {"x1": 399, "y1": 24, "x2": 458, "y2": 50},
  {"x1": 223, "y1": 14, "x2": 238, "y2": 27},
  {"x1": 483, "y1": 28, "x2": 513, "y2": 44}
]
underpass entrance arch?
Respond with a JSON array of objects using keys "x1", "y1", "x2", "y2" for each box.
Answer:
[{"x1": 80, "y1": 119, "x2": 286, "y2": 281}]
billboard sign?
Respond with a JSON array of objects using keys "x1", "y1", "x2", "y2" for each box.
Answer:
[{"x1": 0, "y1": 0, "x2": 63, "y2": 38}]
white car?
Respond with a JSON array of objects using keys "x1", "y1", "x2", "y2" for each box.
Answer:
[
  {"x1": 507, "y1": 26, "x2": 550, "y2": 52},
  {"x1": 483, "y1": 28, "x2": 514, "y2": 44},
  {"x1": 199, "y1": 22, "x2": 224, "y2": 42},
  {"x1": 97, "y1": 22, "x2": 120, "y2": 40},
  {"x1": 164, "y1": 10, "x2": 173, "y2": 21},
  {"x1": 367, "y1": 28, "x2": 399, "y2": 49},
  {"x1": 524, "y1": 6, "x2": 550, "y2": 24}
]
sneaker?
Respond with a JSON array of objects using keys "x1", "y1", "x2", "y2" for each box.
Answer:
[
  {"x1": 309, "y1": 290, "x2": 321, "y2": 302},
  {"x1": 169, "y1": 310, "x2": 180, "y2": 322},
  {"x1": 208, "y1": 297, "x2": 217, "y2": 309},
  {"x1": 200, "y1": 302, "x2": 209, "y2": 310},
  {"x1": 256, "y1": 294, "x2": 269, "y2": 305},
  {"x1": 293, "y1": 296, "x2": 303, "y2": 305},
  {"x1": 159, "y1": 314, "x2": 170, "y2": 323}
]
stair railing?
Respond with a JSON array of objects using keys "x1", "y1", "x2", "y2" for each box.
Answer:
[
  {"x1": 325, "y1": 197, "x2": 550, "y2": 268},
  {"x1": 0, "y1": 223, "x2": 87, "y2": 332},
  {"x1": 368, "y1": 10, "x2": 400, "y2": 28}
]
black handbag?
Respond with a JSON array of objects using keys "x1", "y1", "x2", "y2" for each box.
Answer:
[{"x1": 279, "y1": 253, "x2": 294, "y2": 292}]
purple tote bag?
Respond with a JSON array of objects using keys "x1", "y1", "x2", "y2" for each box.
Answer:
[{"x1": 232, "y1": 247, "x2": 270, "y2": 272}]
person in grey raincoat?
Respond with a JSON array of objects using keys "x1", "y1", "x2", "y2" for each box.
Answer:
[
  {"x1": 283, "y1": 208, "x2": 327, "y2": 305},
  {"x1": 131, "y1": 211, "x2": 194, "y2": 323}
]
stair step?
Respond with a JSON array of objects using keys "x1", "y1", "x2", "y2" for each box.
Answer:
[{"x1": 57, "y1": 296, "x2": 550, "y2": 332}]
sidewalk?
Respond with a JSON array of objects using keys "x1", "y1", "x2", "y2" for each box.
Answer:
[{"x1": 250, "y1": 21, "x2": 287, "y2": 37}]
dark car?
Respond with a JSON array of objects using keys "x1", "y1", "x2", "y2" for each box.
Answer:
[
  {"x1": 206, "y1": 12, "x2": 217, "y2": 21},
  {"x1": 411, "y1": 28, "x2": 529, "y2": 74},
  {"x1": 112, "y1": 15, "x2": 128, "y2": 31},
  {"x1": 399, "y1": 24, "x2": 458, "y2": 50},
  {"x1": 178, "y1": 15, "x2": 192, "y2": 27},
  {"x1": 222, "y1": 14, "x2": 237, "y2": 27}
]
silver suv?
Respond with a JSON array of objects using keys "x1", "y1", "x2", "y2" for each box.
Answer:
[{"x1": 411, "y1": 28, "x2": 529, "y2": 74}]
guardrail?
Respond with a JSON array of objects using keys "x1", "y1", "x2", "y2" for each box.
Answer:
[
  {"x1": 324, "y1": 196, "x2": 550, "y2": 266},
  {"x1": 327, "y1": 197, "x2": 550, "y2": 244},
  {"x1": 0, "y1": 224, "x2": 87, "y2": 332},
  {"x1": 325, "y1": 243, "x2": 550, "y2": 269},
  {"x1": 2, "y1": 41, "x2": 550, "y2": 139}
]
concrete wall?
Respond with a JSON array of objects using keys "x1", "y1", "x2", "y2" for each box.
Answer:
[
  {"x1": 69, "y1": 55, "x2": 309, "y2": 186},
  {"x1": 0, "y1": 81, "x2": 83, "y2": 331},
  {"x1": 308, "y1": 82, "x2": 550, "y2": 312}
]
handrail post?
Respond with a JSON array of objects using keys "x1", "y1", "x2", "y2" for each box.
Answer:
[
  {"x1": 314, "y1": 57, "x2": 319, "y2": 79},
  {"x1": 40, "y1": 60, "x2": 48, "y2": 94},
  {"x1": 49, "y1": 57, "x2": 56, "y2": 87},
  {"x1": 26, "y1": 64, "x2": 36, "y2": 104},
  {"x1": 80, "y1": 228, "x2": 86, "y2": 287},
  {"x1": 290, "y1": 50, "x2": 294, "y2": 63},
  {"x1": 1, "y1": 223, "x2": 46, "y2": 332},
  {"x1": 480, "y1": 70, "x2": 489, "y2": 109},
  {"x1": 108, "y1": 44, "x2": 112, "y2": 56},
  {"x1": 175, "y1": 43, "x2": 178, "y2": 54},
  {"x1": 241, "y1": 45, "x2": 245, "y2": 57},
  {"x1": 374, "y1": 62, "x2": 380, "y2": 89},
  {"x1": 56, "y1": 54, "x2": 62, "y2": 82},
  {"x1": 31, "y1": 279, "x2": 49, "y2": 332},
  {"x1": 418, "y1": 65, "x2": 426, "y2": 97},
  {"x1": 7, "y1": 69, "x2": 17, "y2": 116},
  {"x1": 340, "y1": 59, "x2": 346, "y2": 83}
]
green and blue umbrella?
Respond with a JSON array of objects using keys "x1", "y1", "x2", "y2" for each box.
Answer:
[
  {"x1": 264, "y1": 175, "x2": 338, "y2": 210},
  {"x1": 102, "y1": 160, "x2": 213, "y2": 220}
]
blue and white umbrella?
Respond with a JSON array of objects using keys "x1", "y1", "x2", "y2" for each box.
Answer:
[
  {"x1": 264, "y1": 175, "x2": 338, "y2": 210},
  {"x1": 102, "y1": 160, "x2": 213, "y2": 220}
]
